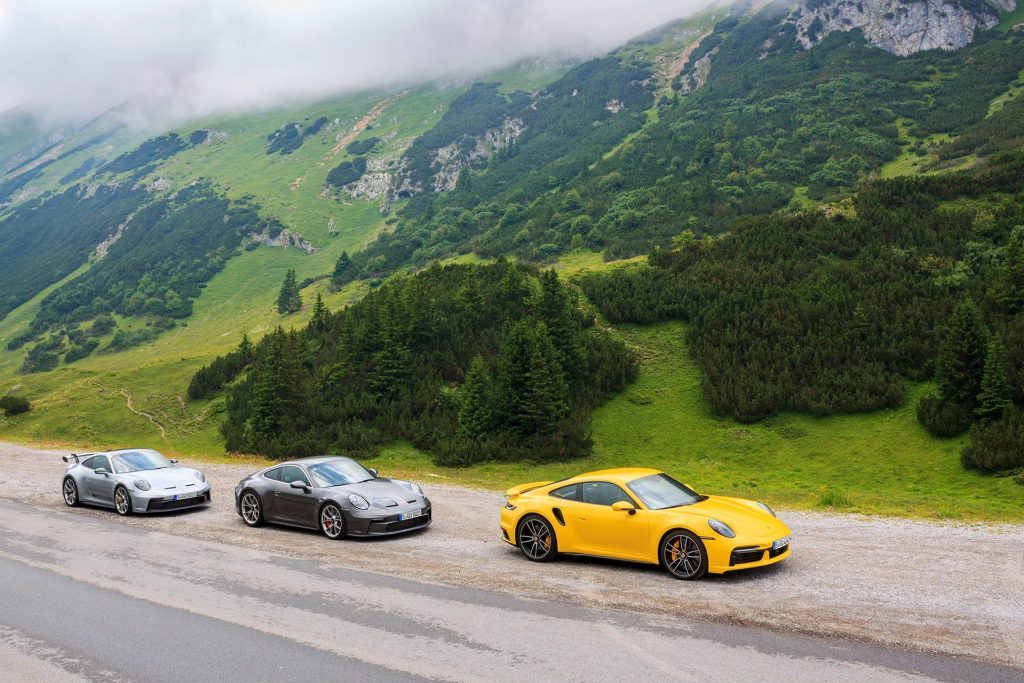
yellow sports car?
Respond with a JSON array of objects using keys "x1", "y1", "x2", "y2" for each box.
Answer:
[{"x1": 499, "y1": 468, "x2": 791, "y2": 579}]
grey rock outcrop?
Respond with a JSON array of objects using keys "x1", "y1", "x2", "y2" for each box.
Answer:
[{"x1": 791, "y1": 0, "x2": 1015, "y2": 56}]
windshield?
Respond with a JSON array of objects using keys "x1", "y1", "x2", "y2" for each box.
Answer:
[
  {"x1": 627, "y1": 474, "x2": 701, "y2": 510},
  {"x1": 308, "y1": 459, "x2": 374, "y2": 487},
  {"x1": 112, "y1": 450, "x2": 173, "y2": 473}
]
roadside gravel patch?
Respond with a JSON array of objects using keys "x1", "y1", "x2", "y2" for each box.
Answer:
[{"x1": 2, "y1": 441, "x2": 1022, "y2": 668}]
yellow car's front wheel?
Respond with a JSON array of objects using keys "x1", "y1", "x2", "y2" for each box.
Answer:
[
  {"x1": 660, "y1": 530, "x2": 708, "y2": 580},
  {"x1": 517, "y1": 514, "x2": 558, "y2": 562}
]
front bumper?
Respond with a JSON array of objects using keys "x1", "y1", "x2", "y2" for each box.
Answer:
[
  {"x1": 346, "y1": 500, "x2": 432, "y2": 536},
  {"x1": 709, "y1": 536, "x2": 791, "y2": 574},
  {"x1": 130, "y1": 485, "x2": 212, "y2": 514}
]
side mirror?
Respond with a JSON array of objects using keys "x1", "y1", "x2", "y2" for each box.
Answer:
[
  {"x1": 95, "y1": 468, "x2": 110, "y2": 476},
  {"x1": 368, "y1": 468, "x2": 378, "y2": 477},
  {"x1": 290, "y1": 480, "x2": 310, "y2": 492},
  {"x1": 611, "y1": 501, "x2": 636, "y2": 515}
]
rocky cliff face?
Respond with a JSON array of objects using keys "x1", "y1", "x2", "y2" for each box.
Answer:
[{"x1": 791, "y1": 0, "x2": 1015, "y2": 56}]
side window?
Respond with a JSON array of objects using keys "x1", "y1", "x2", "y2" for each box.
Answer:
[
  {"x1": 550, "y1": 484, "x2": 579, "y2": 501},
  {"x1": 279, "y1": 466, "x2": 311, "y2": 486},
  {"x1": 581, "y1": 482, "x2": 633, "y2": 507},
  {"x1": 263, "y1": 467, "x2": 283, "y2": 482},
  {"x1": 83, "y1": 455, "x2": 111, "y2": 472}
]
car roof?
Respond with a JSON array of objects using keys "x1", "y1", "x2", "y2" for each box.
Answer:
[
  {"x1": 274, "y1": 455, "x2": 353, "y2": 468},
  {"x1": 84, "y1": 448, "x2": 163, "y2": 457},
  {"x1": 563, "y1": 467, "x2": 663, "y2": 485}
]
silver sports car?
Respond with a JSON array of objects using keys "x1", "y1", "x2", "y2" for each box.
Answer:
[
  {"x1": 62, "y1": 448, "x2": 211, "y2": 515},
  {"x1": 234, "y1": 456, "x2": 431, "y2": 539}
]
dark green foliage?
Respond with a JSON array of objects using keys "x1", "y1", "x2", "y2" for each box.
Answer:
[
  {"x1": 309, "y1": 294, "x2": 329, "y2": 333},
  {"x1": 938, "y1": 94, "x2": 1024, "y2": 161},
  {"x1": 102, "y1": 134, "x2": 186, "y2": 174},
  {"x1": 0, "y1": 395, "x2": 31, "y2": 416},
  {"x1": 935, "y1": 300, "x2": 987, "y2": 408},
  {"x1": 20, "y1": 345, "x2": 59, "y2": 374},
  {"x1": 210, "y1": 263, "x2": 636, "y2": 463},
  {"x1": 976, "y1": 338, "x2": 1012, "y2": 421},
  {"x1": 64, "y1": 339, "x2": 99, "y2": 363},
  {"x1": 187, "y1": 335, "x2": 255, "y2": 400},
  {"x1": 305, "y1": 117, "x2": 329, "y2": 136},
  {"x1": 104, "y1": 328, "x2": 157, "y2": 353},
  {"x1": 58, "y1": 157, "x2": 95, "y2": 184},
  {"x1": 961, "y1": 407, "x2": 1024, "y2": 472},
  {"x1": 326, "y1": 156, "x2": 367, "y2": 188},
  {"x1": 189, "y1": 129, "x2": 209, "y2": 145},
  {"x1": 993, "y1": 227, "x2": 1024, "y2": 313},
  {"x1": 916, "y1": 395, "x2": 973, "y2": 437},
  {"x1": 581, "y1": 153, "x2": 1024, "y2": 422},
  {"x1": 0, "y1": 160, "x2": 53, "y2": 203},
  {"x1": 0, "y1": 184, "x2": 147, "y2": 320},
  {"x1": 332, "y1": 251, "x2": 352, "y2": 284},
  {"x1": 31, "y1": 183, "x2": 274, "y2": 332},
  {"x1": 266, "y1": 123, "x2": 303, "y2": 154},
  {"x1": 277, "y1": 268, "x2": 302, "y2": 314},
  {"x1": 346, "y1": 137, "x2": 381, "y2": 156},
  {"x1": 89, "y1": 314, "x2": 116, "y2": 336}
]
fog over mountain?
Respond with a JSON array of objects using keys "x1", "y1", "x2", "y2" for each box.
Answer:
[{"x1": 0, "y1": 0, "x2": 717, "y2": 126}]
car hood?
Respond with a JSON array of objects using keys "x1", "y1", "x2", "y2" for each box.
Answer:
[
  {"x1": 128, "y1": 467, "x2": 204, "y2": 491},
  {"x1": 340, "y1": 478, "x2": 422, "y2": 507},
  {"x1": 687, "y1": 495, "x2": 788, "y2": 538}
]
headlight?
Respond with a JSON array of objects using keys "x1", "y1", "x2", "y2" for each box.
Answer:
[
  {"x1": 194, "y1": 470, "x2": 206, "y2": 483},
  {"x1": 756, "y1": 501, "x2": 775, "y2": 517},
  {"x1": 708, "y1": 518, "x2": 735, "y2": 538},
  {"x1": 133, "y1": 479, "x2": 151, "y2": 491},
  {"x1": 348, "y1": 494, "x2": 370, "y2": 510},
  {"x1": 398, "y1": 481, "x2": 423, "y2": 496}
]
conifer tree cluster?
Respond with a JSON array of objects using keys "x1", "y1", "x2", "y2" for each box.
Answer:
[
  {"x1": 277, "y1": 268, "x2": 302, "y2": 314},
  {"x1": 202, "y1": 262, "x2": 636, "y2": 463}
]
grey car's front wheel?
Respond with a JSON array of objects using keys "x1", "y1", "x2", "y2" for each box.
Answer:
[
  {"x1": 62, "y1": 477, "x2": 79, "y2": 507},
  {"x1": 240, "y1": 491, "x2": 265, "y2": 527},
  {"x1": 319, "y1": 503, "x2": 346, "y2": 540},
  {"x1": 114, "y1": 485, "x2": 133, "y2": 516}
]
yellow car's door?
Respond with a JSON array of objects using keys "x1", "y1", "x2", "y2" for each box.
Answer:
[{"x1": 572, "y1": 481, "x2": 650, "y2": 561}]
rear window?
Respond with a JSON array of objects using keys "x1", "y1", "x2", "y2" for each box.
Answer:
[
  {"x1": 263, "y1": 467, "x2": 283, "y2": 481},
  {"x1": 549, "y1": 484, "x2": 579, "y2": 500}
]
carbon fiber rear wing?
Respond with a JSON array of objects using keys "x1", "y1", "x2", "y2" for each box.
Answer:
[{"x1": 62, "y1": 453, "x2": 96, "y2": 463}]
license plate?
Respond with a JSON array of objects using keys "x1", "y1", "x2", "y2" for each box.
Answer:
[
  {"x1": 772, "y1": 535, "x2": 791, "y2": 551},
  {"x1": 400, "y1": 509, "x2": 423, "y2": 521},
  {"x1": 174, "y1": 491, "x2": 201, "y2": 501}
]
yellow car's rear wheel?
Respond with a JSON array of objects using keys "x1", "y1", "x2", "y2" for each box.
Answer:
[
  {"x1": 660, "y1": 529, "x2": 708, "y2": 580},
  {"x1": 517, "y1": 514, "x2": 558, "y2": 562}
]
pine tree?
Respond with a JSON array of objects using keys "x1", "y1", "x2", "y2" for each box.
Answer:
[
  {"x1": 976, "y1": 337, "x2": 1012, "y2": 421},
  {"x1": 533, "y1": 269, "x2": 584, "y2": 384},
  {"x1": 277, "y1": 269, "x2": 302, "y2": 314},
  {"x1": 309, "y1": 293, "x2": 329, "y2": 334},
  {"x1": 457, "y1": 355, "x2": 495, "y2": 439},
  {"x1": 993, "y1": 228, "x2": 1024, "y2": 313},
  {"x1": 243, "y1": 329, "x2": 308, "y2": 446},
  {"x1": 935, "y1": 299, "x2": 987, "y2": 407},
  {"x1": 496, "y1": 321, "x2": 568, "y2": 436},
  {"x1": 237, "y1": 333, "x2": 255, "y2": 363},
  {"x1": 332, "y1": 251, "x2": 352, "y2": 284}
]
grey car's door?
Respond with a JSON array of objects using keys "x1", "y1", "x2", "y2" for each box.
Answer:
[
  {"x1": 271, "y1": 466, "x2": 317, "y2": 526},
  {"x1": 81, "y1": 455, "x2": 115, "y2": 503}
]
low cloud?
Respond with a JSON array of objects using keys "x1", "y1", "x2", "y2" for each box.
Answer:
[{"x1": 0, "y1": 0, "x2": 717, "y2": 126}]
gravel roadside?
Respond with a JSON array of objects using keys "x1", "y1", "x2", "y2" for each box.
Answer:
[{"x1": 2, "y1": 441, "x2": 1022, "y2": 668}]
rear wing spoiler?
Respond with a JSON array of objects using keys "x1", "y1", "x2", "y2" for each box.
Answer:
[
  {"x1": 62, "y1": 453, "x2": 96, "y2": 463},
  {"x1": 505, "y1": 481, "x2": 553, "y2": 497}
]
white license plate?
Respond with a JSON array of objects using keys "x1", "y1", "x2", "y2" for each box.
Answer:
[
  {"x1": 174, "y1": 491, "x2": 201, "y2": 501},
  {"x1": 400, "y1": 509, "x2": 423, "y2": 521},
  {"x1": 772, "y1": 535, "x2": 791, "y2": 551}
]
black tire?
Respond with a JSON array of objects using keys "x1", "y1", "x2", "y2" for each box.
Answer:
[
  {"x1": 239, "y1": 490, "x2": 265, "y2": 527},
  {"x1": 516, "y1": 514, "x2": 558, "y2": 562},
  {"x1": 319, "y1": 502, "x2": 346, "y2": 540},
  {"x1": 62, "y1": 477, "x2": 80, "y2": 507},
  {"x1": 659, "y1": 529, "x2": 708, "y2": 580},
  {"x1": 114, "y1": 485, "x2": 133, "y2": 517}
]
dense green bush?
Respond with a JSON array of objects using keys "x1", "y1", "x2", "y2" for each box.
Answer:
[
  {"x1": 916, "y1": 396, "x2": 973, "y2": 437},
  {"x1": 102, "y1": 134, "x2": 186, "y2": 174},
  {"x1": 326, "y1": 156, "x2": 367, "y2": 188},
  {"x1": 961, "y1": 408, "x2": 1024, "y2": 472},
  {"x1": 346, "y1": 137, "x2": 381, "y2": 156},
  {"x1": 0, "y1": 395, "x2": 30, "y2": 416}
]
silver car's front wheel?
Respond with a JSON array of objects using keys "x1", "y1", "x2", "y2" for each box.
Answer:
[
  {"x1": 320, "y1": 503, "x2": 345, "y2": 540},
  {"x1": 240, "y1": 491, "x2": 264, "y2": 527},
  {"x1": 62, "y1": 478, "x2": 79, "y2": 507},
  {"x1": 114, "y1": 486, "x2": 133, "y2": 516}
]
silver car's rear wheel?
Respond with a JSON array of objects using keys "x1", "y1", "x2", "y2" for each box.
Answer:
[
  {"x1": 517, "y1": 515, "x2": 557, "y2": 562},
  {"x1": 320, "y1": 503, "x2": 345, "y2": 540},
  {"x1": 240, "y1": 491, "x2": 264, "y2": 527},
  {"x1": 114, "y1": 486, "x2": 132, "y2": 516},
  {"x1": 62, "y1": 477, "x2": 79, "y2": 507}
]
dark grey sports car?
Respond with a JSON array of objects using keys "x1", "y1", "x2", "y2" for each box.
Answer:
[{"x1": 233, "y1": 456, "x2": 431, "y2": 539}]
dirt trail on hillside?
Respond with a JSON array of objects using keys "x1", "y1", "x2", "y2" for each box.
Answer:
[
  {"x1": 3, "y1": 440, "x2": 1022, "y2": 669},
  {"x1": 326, "y1": 90, "x2": 409, "y2": 162}
]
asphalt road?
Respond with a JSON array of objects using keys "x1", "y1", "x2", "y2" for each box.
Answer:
[{"x1": 0, "y1": 498, "x2": 1021, "y2": 682}]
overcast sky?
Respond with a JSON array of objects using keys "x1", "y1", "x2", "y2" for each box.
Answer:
[{"x1": 0, "y1": 0, "x2": 716, "y2": 126}]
